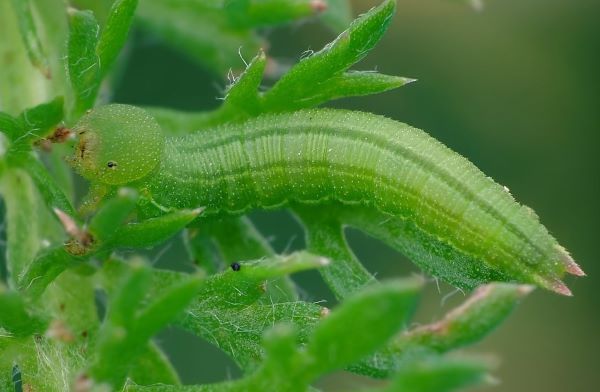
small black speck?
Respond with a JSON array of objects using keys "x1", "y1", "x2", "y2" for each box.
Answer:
[
  {"x1": 230, "y1": 262, "x2": 241, "y2": 272},
  {"x1": 107, "y1": 161, "x2": 117, "y2": 168}
]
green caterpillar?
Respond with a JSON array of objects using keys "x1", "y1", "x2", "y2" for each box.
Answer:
[{"x1": 70, "y1": 104, "x2": 583, "y2": 294}]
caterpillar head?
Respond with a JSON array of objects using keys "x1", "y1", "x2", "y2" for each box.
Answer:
[{"x1": 70, "y1": 104, "x2": 165, "y2": 185}]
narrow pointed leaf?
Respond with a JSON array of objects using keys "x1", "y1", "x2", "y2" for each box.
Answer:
[
  {"x1": 0, "y1": 168, "x2": 40, "y2": 286},
  {"x1": 89, "y1": 261, "x2": 152, "y2": 387},
  {"x1": 293, "y1": 72, "x2": 414, "y2": 108},
  {"x1": 23, "y1": 155, "x2": 76, "y2": 216},
  {"x1": 18, "y1": 246, "x2": 81, "y2": 299},
  {"x1": 88, "y1": 188, "x2": 138, "y2": 243},
  {"x1": 67, "y1": 8, "x2": 101, "y2": 119},
  {"x1": 134, "y1": 274, "x2": 203, "y2": 337},
  {"x1": 224, "y1": 51, "x2": 266, "y2": 115},
  {"x1": 396, "y1": 283, "x2": 532, "y2": 352},
  {"x1": 184, "y1": 227, "x2": 220, "y2": 274},
  {"x1": 304, "y1": 278, "x2": 422, "y2": 377},
  {"x1": 129, "y1": 342, "x2": 181, "y2": 386},
  {"x1": 352, "y1": 283, "x2": 531, "y2": 378},
  {"x1": 0, "y1": 111, "x2": 22, "y2": 140},
  {"x1": 91, "y1": 262, "x2": 201, "y2": 389},
  {"x1": 226, "y1": 0, "x2": 326, "y2": 28},
  {"x1": 109, "y1": 208, "x2": 203, "y2": 249},
  {"x1": 194, "y1": 251, "x2": 327, "y2": 309},
  {"x1": 202, "y1": 216, "x2": 297, "y2": 302},
  {"x1": 13, "y1": 96, "x2": 64, "y2": 146},
  {"x1": 263, "y1": 0, "x2": 397, "y2": 111},
  {"x1": 9, "y1": 0, "x2": 51, "y2": 78},
  {"x1": 96, "y1": 0, "x2": 139, "y2": 78},
  {"x1": 0, "y1": 286, "x2": 47, "y2": 336},
  {"x1": 378, "y1": 356, "x2": 490, "y2": 392}
]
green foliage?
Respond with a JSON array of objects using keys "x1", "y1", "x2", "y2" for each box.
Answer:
[
  {"x1": 135, "y1": 0, "x2": 345, "y2": 76},
  {"x1": 0, "y1": 0, "x2": 580, "y2": 391}
]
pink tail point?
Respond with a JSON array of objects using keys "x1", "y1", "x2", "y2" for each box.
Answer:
[
  {"x1": 555, "y1": 245, "x2": 586, "y2": 276},
  {"x1": 565, "y1": 260, "x2": 586, "y2": 277},
  {"x1": 550, "y1": 279, "x2": 573, "y2": 297}
]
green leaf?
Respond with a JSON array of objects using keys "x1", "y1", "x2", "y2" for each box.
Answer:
[
  {"x1": 96, "y1": 0, "x2": 139, "y2": 78},
  {"x1": 22, "y1": 155, "x2": 76, "y2": 217},
  {"x1": 223, "y1": 51, "x2": 267, "y2": 116},
  {"x1": 88, "y1": 188, "x2": 139, "y2": 243},
  {"x1": 197, "y1": 216, "x2": 298, "y2": 302},
  {"x1": 171, "y1": 251, "x2": 327, "y2": 370},
  {"x1": 137, "y1": 0, "x2": 262, "y2": 75},
  {"x1": 293, "y1": 205, "x2": 376, "y2": 300},
  {"x1": 90, "y1": 261, "x2": 202, "y2": 389},
  {"x1": 303, "y1": 278, "x2": 422, "y2": 378},
  {"x1": 0, "y1": 1, "x2": 58, "y2": 115},
  {"x1": 351, "y1": 283, "x2": 532, "y2": 378},
  {"x1": 129, "y1": 342, "x2": 181, "y2": 386},
  {"x1": 89, "y1": 261, "x2": 152, "y2": 387},
  {"x1": 9, "y1": 0, "x2": 51, "y2": 78},
  {"x1": 144, "y1": 0, "x2": 411, "y2": 134},
  {"x1": 179, "y1": 301, "x2": 325, "y2": 370},
  {"x1": 109, "y1": 208, "x2": 203, "y2": 249},
  {"x1": 184, "y1": 227, "x2": 220, "y2": 274},
  {"x1": 376, "y1": 356, "x2": 490, "y2": 392},
  {"x1": 396, "y1": 283, "x2": 532, "y2": 353},
  {"x1": 0, "y1": 111, "x2": 22, "y2": 140},
  {"x1": 0, "y1": 168, "x2": 40, "y2": 287},
  {"x1": 191, "y1": 278, "x2": 423, "y2": 391},
  {"x1": 67, "y1": 8, "x2": 101, "y2": 120},
  {"x1": 0, "y1": 285, "x2": 47, "y2": 336},
  {"x1": 226, "y1": 0, "x2": 326, "y2": 28},
  {"x1": 14, "y1": 96, "x2": 64, "y2": 146},
  {"x1": 288, "y1": 71, "x2": 414, "y2": 108},
  {"x1": 194, "y1": 251, "x2": 327, "y2": 309},
  {"x1": 18, "y1": 246, "x2": 81, "y2": 299},
  {"x1": 262, "y1": 0, "x2": 399, "y2": 111},
  {"x1": 135, "y1": 273, "x2": 203, "y2": 335},
  {"x1": 111, "y1": 260, "x2": 153, "y2": 327}
]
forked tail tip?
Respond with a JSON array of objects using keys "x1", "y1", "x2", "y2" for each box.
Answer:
[
  {"x1": 555, "y1": 245, "x2": 586, "y2": 277},
  {"x1": 550, "y1": 279, "x2": 573, "y2": 297}
]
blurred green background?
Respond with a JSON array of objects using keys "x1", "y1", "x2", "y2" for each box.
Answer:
[{"x1": 112, "y1": 0, "x2": 599, "y2": 390}]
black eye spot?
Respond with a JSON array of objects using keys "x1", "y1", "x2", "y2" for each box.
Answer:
[
  {"x1": 107, "y1": 161, "x2": 117, "y2": 169},
  {"x1": 230, "y1": 262, "x2": 241, "y2": 272}
]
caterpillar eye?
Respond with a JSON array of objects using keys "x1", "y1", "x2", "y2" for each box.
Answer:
[
  {"x1": 107, "y1": 161, "x2": 117, "y2": 169},
  {"x1": 230, "y1": 262, "x2": 241, "y2": 272}
]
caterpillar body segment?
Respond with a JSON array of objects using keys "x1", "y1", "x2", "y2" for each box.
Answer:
[{"x1": 71, "y1": 105, "x2": 580, "y2": 293}]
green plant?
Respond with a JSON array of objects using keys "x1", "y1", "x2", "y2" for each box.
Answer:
[{"x1": 0, "y1": 0, "x2": 584, "y2": 391}]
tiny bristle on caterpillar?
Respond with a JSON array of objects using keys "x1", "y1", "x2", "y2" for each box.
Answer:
[{"x1": 71, "y1": 105, "x2": 582, "y2": 293}]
